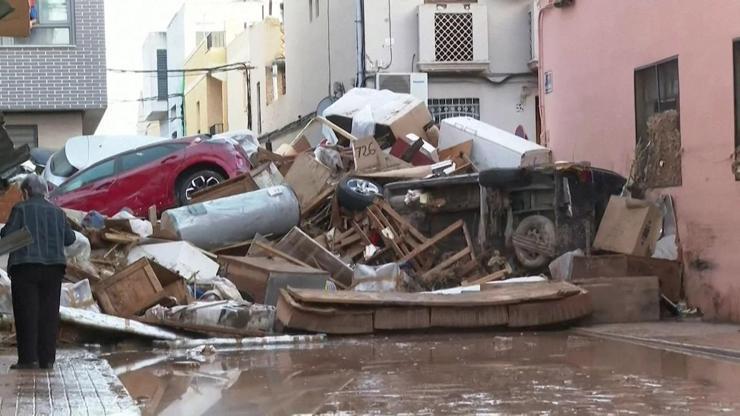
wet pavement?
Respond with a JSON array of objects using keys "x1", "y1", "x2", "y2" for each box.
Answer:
[
  {"x1": 0, "y1": 348, "x2": 138, "y2": 415},
  {"x1": 105, "y1": 331, "x2": 740, "y2": 415}
]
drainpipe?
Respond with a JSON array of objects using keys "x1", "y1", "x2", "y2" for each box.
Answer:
[
  {"x1": 355, "y1": 0, "x2": 366, "y2": 87},
  {"x1": 537, "y1": 0, "x2": 555, "y2": 146}
]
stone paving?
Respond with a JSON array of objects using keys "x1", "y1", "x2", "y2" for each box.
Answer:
[{"x1": 0, "y1": 349, "x2": 138, "y2": 416}]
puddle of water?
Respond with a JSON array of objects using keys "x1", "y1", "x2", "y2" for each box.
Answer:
[{"x1": 106, "y1": 332, "x2": 740, "y2": 415}]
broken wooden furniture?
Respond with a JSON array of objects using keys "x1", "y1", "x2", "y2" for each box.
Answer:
[
  {"x1": 218, "y1": 255, "x2": 330, "y2": 306},
  {"x1": 277, "y1": 281, "x2": 592, "y2": 334}
]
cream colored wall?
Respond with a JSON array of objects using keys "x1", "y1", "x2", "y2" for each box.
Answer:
[
  {"x1": 226, "y1": 30, "x2": 251, "y2": 131},
  {"x1": 4, "y1": 112, "x2": 83, "y2": 150}
]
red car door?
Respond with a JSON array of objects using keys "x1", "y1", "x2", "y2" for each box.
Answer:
[
  {"x1": 50, "y1": 158, "x2": 119, "y2": 215},
  {"x1": 107, "y1": 143, "x2": 187, "y2": 216}
]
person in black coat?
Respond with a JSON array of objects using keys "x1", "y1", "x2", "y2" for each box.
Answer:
[{"x1": 0, "y1": 174, "x2": 75, "y2": 370}]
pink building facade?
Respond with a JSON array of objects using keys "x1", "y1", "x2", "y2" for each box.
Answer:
[{"x1": 538, "y1": 0, "x2": 740, "y2": 321}]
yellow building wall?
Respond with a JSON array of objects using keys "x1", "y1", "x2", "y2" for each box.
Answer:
[{"x1": 184, "y1": 40, "x2": 227, "y2": 135}]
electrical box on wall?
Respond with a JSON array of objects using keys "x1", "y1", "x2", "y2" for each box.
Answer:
[
  {"x1": 376, "y1": 73, "x2": 429, "y2": 102},
  {"x1": 417, "y1": 3, "x2": 489, "y2": 73}
]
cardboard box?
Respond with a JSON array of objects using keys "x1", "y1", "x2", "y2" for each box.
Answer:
[{"x1": 593, "y1": 196, "x2": 662, "y2": 257}]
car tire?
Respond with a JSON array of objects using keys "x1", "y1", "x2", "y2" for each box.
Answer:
[
  {"x1": 513, "y1": 215, "x2": 556, "y2": 270},
  {"x1": 337, "y1": 177, "x2": 383, "y2": 211},
  {"x1": 177, "y1": 169, "x2": 225, "y2": 205}
]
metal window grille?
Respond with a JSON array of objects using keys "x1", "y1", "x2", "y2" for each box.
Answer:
[
  {"x1": 156, "y1": 49, "x2": 168, "y2": 101},
  {"x1": 427, "y1": 98, "x2": 480, "y2": 124},
  {"x1": 434, "y1": 12, "x2": 474, "y2": 62}
]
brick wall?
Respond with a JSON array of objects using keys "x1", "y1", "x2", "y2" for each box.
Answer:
[{"x1": 0, "y1": 0, "x2": 107, "y2": 111}]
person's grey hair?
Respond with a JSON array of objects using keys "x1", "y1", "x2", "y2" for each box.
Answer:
[{"x1": 21, "y1": 175, "x2": 49, "y2": 198}]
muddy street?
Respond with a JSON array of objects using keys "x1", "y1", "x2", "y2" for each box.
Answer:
[{"x1": 105, "y1": 332, "x2": 740, "y2": 415}]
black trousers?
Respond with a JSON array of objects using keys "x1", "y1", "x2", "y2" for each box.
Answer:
[{"x1": 9, "y1": 263, "x2": 64, "y2": 366}]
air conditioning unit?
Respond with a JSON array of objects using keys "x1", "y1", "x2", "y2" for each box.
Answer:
[
  {"x1": 376, "y1": 73, "x2": 429, "y2": 102},
  {"x1": 417, "y1": 3, "x2": 489, "y2": 73}
]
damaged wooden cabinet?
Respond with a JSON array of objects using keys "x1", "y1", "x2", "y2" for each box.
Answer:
[{"x1": 93, "y1": 258, "x2": 165, "y2": 317}]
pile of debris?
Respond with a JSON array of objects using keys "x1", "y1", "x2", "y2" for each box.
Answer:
[{"x1": 0, "y1": 88, "x2": 684, "y2": 343}]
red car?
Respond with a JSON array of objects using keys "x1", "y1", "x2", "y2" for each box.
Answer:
[{"x1": 49, "y1": 136, "x2": 250, "y2": 217}]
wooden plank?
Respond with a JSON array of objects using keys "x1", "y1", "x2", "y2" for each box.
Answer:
[
  {"x1": 0, "y1": 185, "x2": 22, "y2": 223},
  {"x1": 288, "y1": 281, "x2": 583, "y2": 308},
  {"x1": 399, "y1": 220, "x2": 464, "y2": 264},
  {"x1": 438, "y1": 140, "x2": 473, "y2": 166},
  {"x1": 374, "y1": 307, "x2": 430, "y2": 330},
  {"x1": 302, "y1": 186, "x2": 335, "y2": 219},
  {"x1": 253, "y1": 240, "x2": 314, "y2": 269},
  {"x1": 430, "y1": 305, "x2": 508, "y2": 328},
  {"x1": 420, "y1": 247, "x2": 471, "y2": 281},
  {"x1": 575, "y1": 276, "x2": 660, "y2": 324},
  {"x1": 276, "y1": 289, "x2": 374, "y2": 335},
  {"x1": 507, "y1": 292, "x2": 593, "y2": 328},
  {"x1": 570, "y1": 254, "x2": 682, "y2": 303},
  {"x1": 190, "y1": 173, "x2": 258, "y2": 204},
  {"x1": 103, "y1": 232, "x2": 140, "y2": 245},
  {"x1": 379, "y1": 202, "x2": 427, "y2": 243},
  {"x1": 463, "y1": 264, "x2": 512, "y2": 286},
  {"x1": 462, "y1": 222, "x2": 477, "y2": 262},
  {"x1": 274, "y1": 227, "x2": 354, "y2": 287},
  {"x1": 134, "y1": 316, "x2": 264, "y2": 338},
  {"x1": 285, "y1": 152, "x2": 333, "y2": 211}
]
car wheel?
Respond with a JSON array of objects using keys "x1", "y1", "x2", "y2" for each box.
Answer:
[
  {"x1": 177, "y1": 170, "x2": 225, "y2": 205},
  {"x1": 513, "y1": 215, "x2": 556, "y2": 270},
  {"x1": 337, "y1": 177, "x2": 383, "y2": 211}
]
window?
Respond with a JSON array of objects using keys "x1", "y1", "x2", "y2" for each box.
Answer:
[
  {"x1": 206, "y1": 32, "x2": 224, "y2": 50},
  {"x1": 120, "y1": 144, "x2": 184, "y2": 172},
  {"x1": 196, "y1": 101, "x2": 201, "y2": 134},
  {"x1": 4, "y1": 125, "x2": 38, "y2": 148},
  {"x1": 315, "y1": 0, "x2": 320, "y2": 18},
  {"x1": 58, "y1": 159, "x2": 116, "y2": 193},
  {"x1": 170, "y1": 105, "x2": 177, "y2": 120},
  {"x1": 434, "y1": 12, "x2": 474, "y2": 62},
  {"x1": 634, "y1": 57, "x2": 681, "y2": 187},
  {"x1": 0, "y1": 0, "x2": 73, "y2": 46},
  {"x1": 309, "y1": 0, "x2": 313, "y2": 22},
  {"x1": 735, "y1": 41, "x2": 740, "y2": 180},
  {"x1": 427, "y1": 98, "x2": 480, "y2": 124},
  {"x1": 156, "y1": 49, "x2": 168, "y2": 101},
  {"x1": 209, "y1": 124, "x2": 224, "y2": 135}
]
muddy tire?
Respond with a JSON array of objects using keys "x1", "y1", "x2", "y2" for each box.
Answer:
[
  {"x1": 177, "y1": 169, "x2": 225, "y2": 205},
  {"x1": 513, "y1": 215, "x2": 556, "y2": 270},
  {"x1": 337, "y1": 177, "x2": 383, "y2": 211}
]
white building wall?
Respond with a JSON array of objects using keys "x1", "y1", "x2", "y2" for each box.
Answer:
[
  {"x1": 166, "y1": 0, "x2": 265, "y2": 138},
  {"x1": 277, "y1": 0, "x2": 537, "y2": 141},
  {"x1": 139, "y1": 32, "x2": 169, "y2": 137},
  {"x1": 226, "y1": 30, "x2": 251, "y2": 132},
  {"x1": 365, "y1": 0, "x2": 538, "y2": 139},
  {"x1": 166, "y1": 9, "x2": 186, "y2": 138},
  {"x1": 282, "y1": 0, "x2": 357, "y2": 125}
]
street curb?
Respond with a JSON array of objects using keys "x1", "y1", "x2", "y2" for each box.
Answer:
[{"x1": 574, "y1": 327, "x2": 740, "y2": 362}]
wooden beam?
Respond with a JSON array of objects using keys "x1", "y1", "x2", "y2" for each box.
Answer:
[
  {"x1": 420, "y1": 246, "x2": 472, "y2": 281},
  {"x1": 254, "y1": 241, "x2": 313, "y2": 269},
  {"x1": 399, "y1": 220, "x2": 464, "y2": 264}
]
